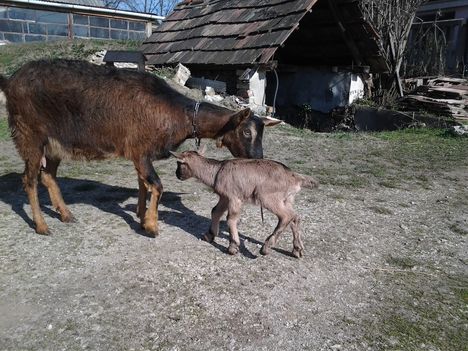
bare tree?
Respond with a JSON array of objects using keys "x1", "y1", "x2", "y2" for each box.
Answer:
[
  {"x1": 359, "y1": 0, "x2": 427, "y2": 99},
  {"x1": 104, "y1": 0, "x2": 179, "y2": 16}
]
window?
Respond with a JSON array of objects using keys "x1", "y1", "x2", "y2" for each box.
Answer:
[
  {"x1": 28, "y1": 23, "x2": 46, "y2": 35},
  {"x1": 0, "y1": 19, "x2": 23, "y2": 33},
  {"x1": 73, "y1": 14, "x2": 88, "y2": 25},
  {"x1": 4, "y1": 32, "x2": 23, "y2": 42},
  {"x1": 129, "y1": 21, "x2": 145, "y2": 31},
  {"x1": 36, "y1": 10, "x2": 68, "y2": 24},
  {"x1": 111, "y1": 19, "x2": 127, "y2": 29},
  {"x1": 47, "y1": 24, "x2": 68, "y2": 36},
  {"x1": 90, "y1": 27, "x2": 109, "y2": 39},
  {"x1": 73, "y1": 25, "x2": 89, "y2": 37},
  {"x1": 9, "y1": 8, "x2": 36, "y2": 21},
  {"x1": 25, "y1": 34, "x2": 45, "y2": 42},
  {"x1": 0, "y1": 6, "x2": 7, "y2": 19},
  {"x1": 89, "y1": 16, "x2": 109, "y2": 28},
  {"x1": 110, "y1": 29, "x2": 128, "y2": 40},
  {"x1": 0, "y1": 5, "x2": 149, "y2": 43}
]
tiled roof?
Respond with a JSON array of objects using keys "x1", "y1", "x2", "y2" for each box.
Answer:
[{"x1": 141, "y1": 0, "x2": 387, "y2": 71}]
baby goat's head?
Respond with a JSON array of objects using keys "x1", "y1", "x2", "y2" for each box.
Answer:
[{"x1": 170, "y1": 147, "x2": 205, "y2": 181}]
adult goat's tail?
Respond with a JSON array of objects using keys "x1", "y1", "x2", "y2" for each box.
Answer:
[
  {"x1": 299, "y1": 174, "x2": 319, "y2": 189},
  {"x1": 0, "y1": 75, "x2": 7, "y2": 91}
]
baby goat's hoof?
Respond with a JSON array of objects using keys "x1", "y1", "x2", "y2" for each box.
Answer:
[
  {"x1": 292, "y1": 248, "x2": 304, "y2": 258},
  {"x1": 260, "y1": 245, "x2": 271, "y2": 256},
  {"x1": 227, "y1": 242, "x2": 239, "y2": 255},
  {"x1": 202, "y1": 231, "x2": 215, "y2": 243}
]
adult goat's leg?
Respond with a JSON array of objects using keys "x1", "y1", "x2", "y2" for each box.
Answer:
[
  {"x1": 134, "y1": 157, "x2": 163, "y2": 237},
  {"x1": 40, "y1": 158, "x2": 74, "y2": 223},
  {"x1": 204, "y1": 196, "x2": 229, "y2": 243},
  {"x1": 136, "y1": 177, "x2": 148, "y2": 219},
  {"x1": 23, "y1": 149, "x2": 49, "y2": 234}
]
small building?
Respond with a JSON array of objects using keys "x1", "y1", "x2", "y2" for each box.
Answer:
[
  {"x1": 407, "y1": 0, "x2": 468, "y2": 76},
  {"x1": 0, "y1": 0, "x2": 164, "y2": 43},
  {"x1": 141, "y1": 0, "x2": 387, "y2": 119}
]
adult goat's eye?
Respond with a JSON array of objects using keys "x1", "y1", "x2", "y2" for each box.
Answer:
[{"x1": 243, "y1": 129, "x2": 252, "y2": 137}]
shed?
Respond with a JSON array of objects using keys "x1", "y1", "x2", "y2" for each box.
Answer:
[{"x1": 141, "y1": 0, "x2": 388, "y2": 118}]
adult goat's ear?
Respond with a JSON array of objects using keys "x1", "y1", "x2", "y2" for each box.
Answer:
[
  {"x1": 261, "y1": 116, "x2": 282, "y2": 127},
  {"x1": 170, "y1": 151, "x2": 183, "y2": 159},
  {"x1": 230, "y1": 108, "x2": 251, "y2": 127},
  {"x1": 216, "y1": 108, "x2": 251, "y2": 140}
]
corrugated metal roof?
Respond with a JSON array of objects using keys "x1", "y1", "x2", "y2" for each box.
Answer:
[
  {"x1": 141, "y1": 0, "x2": 388, "y2": 71},
  {"x1": 42, "y1": 0, "x2": 105, "y2": 6}
]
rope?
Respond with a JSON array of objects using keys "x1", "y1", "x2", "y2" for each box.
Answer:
[{"x1": 192, "y1": 101, "x2": 201, "y2": 148}]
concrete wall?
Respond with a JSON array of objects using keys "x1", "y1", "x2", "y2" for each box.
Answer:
[{"x1": 267, "y1": 67, "x2": 364, "y2": 114}]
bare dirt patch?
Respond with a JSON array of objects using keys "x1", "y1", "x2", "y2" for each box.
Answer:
[{"x1": 0, "y1": 125, "x2": 467, "y2": 350}]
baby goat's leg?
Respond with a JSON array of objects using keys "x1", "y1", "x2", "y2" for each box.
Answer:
[
  {"x1": 204, "y1": 196, "x2": 228, "y2": 243},
  {"x1": 260, "y1": 199, "x2": 299, "y2": 256},
  {"x1": 260, "y1": 213, "x2": 292, "y2": 256},
  {"x1": 290, "y1": 215, "x2": 304, "y2": 258},
  {"x1": 226, "y1": 200, "x2": 242, "y2": 255}
]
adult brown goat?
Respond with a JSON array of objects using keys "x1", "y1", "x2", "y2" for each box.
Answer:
[
  {"x1": 172, "y1": 148, "x2": 319, "y2": 257},
  {"x1": 0, "y1": 59, "x2": 280, "y2": 236}
]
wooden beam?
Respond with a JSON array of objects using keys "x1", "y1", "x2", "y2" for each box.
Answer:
[{"x1": 326, "y1": 0, "x2": 363, "y2": 66}]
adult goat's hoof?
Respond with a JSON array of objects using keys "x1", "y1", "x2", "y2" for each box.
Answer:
[
  {"x1": 60, "y1": 211, "x2": 75, "y2": 223},
  {"x1": 35, "y1": 224, "x2": 50, "y2": 235},
  {"x1": 143, "y1": 222, "x2": 159, "y2": 237}
]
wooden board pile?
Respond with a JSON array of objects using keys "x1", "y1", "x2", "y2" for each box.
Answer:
[{"x1": 400, "y1": 77, "x2": 468, "y2": 123}]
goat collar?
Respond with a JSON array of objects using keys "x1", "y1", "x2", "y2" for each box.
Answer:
[{"x1": 192, "y1": 101, "x2": 201, "y2": 148}]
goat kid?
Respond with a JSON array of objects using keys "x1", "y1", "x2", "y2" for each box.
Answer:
[{"x1": 171, "y1": 148, "x2": 318, "y2": 257}]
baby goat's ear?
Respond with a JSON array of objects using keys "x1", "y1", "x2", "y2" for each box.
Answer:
[
  {"x1": 197, "y1": 144, "x2": 207, "y2": 156},
  {"x1": 170, "y1": 151, "x2": 183, "y2": 159}
]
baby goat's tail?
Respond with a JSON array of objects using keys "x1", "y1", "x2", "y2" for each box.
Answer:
[{"x1": 297, "y1": 174, "x2": 319, "y2": 189}]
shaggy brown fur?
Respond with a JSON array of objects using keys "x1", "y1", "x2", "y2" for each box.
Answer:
[
  {"x1": 172, "y1": 149, "x2": 318, "y2": 257},
  {"x1": 0, "y1": 59, "x2": 280, "y2": 236}
]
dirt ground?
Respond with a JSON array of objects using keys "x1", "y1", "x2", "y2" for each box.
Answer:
[{"x1": 0, "y1": 123, "x2": 466, "y2": 351}]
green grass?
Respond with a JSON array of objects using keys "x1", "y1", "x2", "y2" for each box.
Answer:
[
  {"x1": 371, "y1": 128, "x2": 468, "y2": 170},
  {"x1": 321, "y1": 128, "x2": 466, "y2": 189},
  {"x1": 385, "y1": 255, "x2": 418, "y2": 269},
  {"x1": 366, "y1": 270, "x2": 468, "y2": 351},
  {"x1": 0, "y1": 39, "x2": 143, "y2": 76},
  {"x1": 0, "y1": 118, "x2": 9, "y2": 140}
]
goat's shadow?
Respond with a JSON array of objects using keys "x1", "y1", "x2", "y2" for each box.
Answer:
[{"x1": 0, "y1": 173, "x2": 290, "y2": 258}]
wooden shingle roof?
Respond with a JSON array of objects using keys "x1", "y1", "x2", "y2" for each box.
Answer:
[{"x1": 141, "y1": 0, "x2": 387, "y2": 71}]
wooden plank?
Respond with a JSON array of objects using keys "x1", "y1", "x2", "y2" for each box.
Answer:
[
  {"x1": 326, "y1": 0, "x2": 363, "y2": 66},
  {"x1": 146, "y1": 48, "x2": 266, "y2": 65},
  {"x1": 149, "y1": 12, "x2": 301, "y2": 44},
  {"x1": 147, "y1": 30, "x2": 292, "y2": 55},
  {"x1": 170, "y1": 0, "x2": 316, "y2": 21}
]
